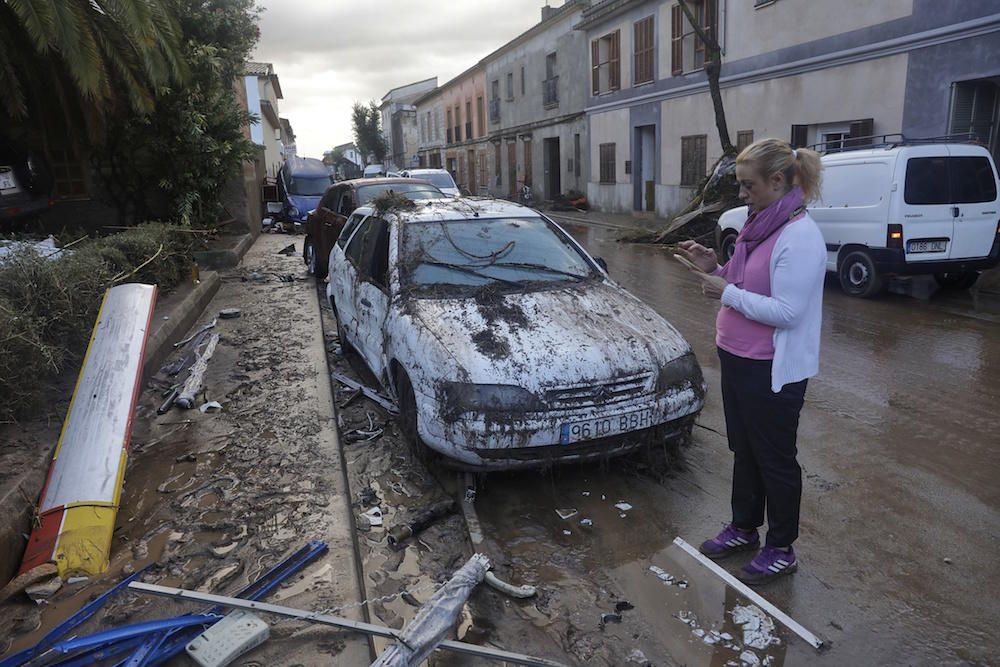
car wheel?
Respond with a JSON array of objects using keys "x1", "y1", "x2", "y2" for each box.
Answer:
[
  {"x1": 933, "y1": 270, "x2": 979, "y2": 290},
  {"x1": 395, "y1": 369, "x2": 434, "y2": 465},
  {"x1": 304, "y1": 239, "x2": 316, "y2": 275},
  {"x1": 838, "y1": 250, "x2": 885, "y2": 298},
  {"x1": 719, "y1": 230, "x2": 738, "y2": 263}
]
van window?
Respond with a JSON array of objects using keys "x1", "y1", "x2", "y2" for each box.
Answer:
[
  {"x1": 904, "y1": 156, "x2": 998, "y2": 205},
  {"x1": 904, "y1": 158, "x2": 950, "y2": 205},
  {"x1": 950, "y1": 156, "x2": 997, "y2": 203},
  {"x1": 819, "y1": 163, "x2": 888, "y2": 208}
]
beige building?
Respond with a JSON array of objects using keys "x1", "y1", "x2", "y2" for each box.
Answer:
[
  {"x1": 243, "y1": 61, "x2": 286, "y2": 177},
  {"x1": 579, "y1": 0, "x2": 1000, "y2": 216}
]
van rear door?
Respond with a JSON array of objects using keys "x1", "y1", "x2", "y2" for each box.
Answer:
[
  {"x1": 947, "y1": 146, "x2": 999, "y2": 260},
  {"x1": 900, "y1": 147, "x2": 955, "y2": 261}
]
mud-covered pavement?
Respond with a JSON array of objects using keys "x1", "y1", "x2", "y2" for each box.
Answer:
[{"x1": 3, "y1": 222, "x2": 997, "y2": 666}]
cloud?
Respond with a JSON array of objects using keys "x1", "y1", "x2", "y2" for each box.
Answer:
[{"x1": 253, "y1": 0, "x2": 556, "y2": 157}]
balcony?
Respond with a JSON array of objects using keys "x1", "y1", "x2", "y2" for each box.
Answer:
[
  {"x1": 543, "y1": 77, "x2": 559, "y2": 108},
  {"x1": 489, "y1": 98, "x2": 500, "y2": 124}
]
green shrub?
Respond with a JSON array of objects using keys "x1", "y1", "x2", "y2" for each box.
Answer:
[{"x1": 0, "y1": 224, "x2": 192, "y2": 422}]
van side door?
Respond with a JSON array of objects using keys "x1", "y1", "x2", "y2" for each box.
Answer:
[
  {"x1": 899, "y1": 147, "x2": 956, "y2": 262},
  {"x1": 813, "y1": 159, "x2": 892, "y2": 272},
  {"x1": 947, "y1": 146, "x2": 999, "y2": 260}
]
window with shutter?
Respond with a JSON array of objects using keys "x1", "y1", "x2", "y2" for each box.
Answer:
[
  {"x1": 681, "y1": 135, "x2": 707, "y2": 186},
  {"x1": 609, "y1": 30, "x2": 621, "y2": 91},
  {"x1": 736, "y1": 130, "x2": 754, "y2": 152},
  {"x1": 847, "y1": 118, "x2": 874, "y2": 148},
  {"x1": 633, "y1": 16, "x2": 654, "y2": 85},
  {"x1": 671, "y1": 4, "x2": 683, "y2": 75},
  {"x1": 599, "y1": 143, "x2": 616, "y2": 183},
  {"x1": 790, "y1": 125, "x2": 808, "y2": 149},
  {"x1": 593, "y1": 32, "x2": 620, "y2": 94},
  {"x1": 591, "y1": 40, "x2": 600, "y2": 95}
]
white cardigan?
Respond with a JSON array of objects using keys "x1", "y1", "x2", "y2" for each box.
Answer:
[{"x1": 719, "y1": 214, "x2": 827, "y2": 393}]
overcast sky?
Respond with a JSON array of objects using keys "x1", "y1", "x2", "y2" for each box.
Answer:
[{"x1": 253, "y1": 0, "x2": 560, "y2": 158}]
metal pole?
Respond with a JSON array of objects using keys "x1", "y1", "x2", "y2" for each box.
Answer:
[{"x1": 128, "y1": 582, "x2": 568, "y2": 667}]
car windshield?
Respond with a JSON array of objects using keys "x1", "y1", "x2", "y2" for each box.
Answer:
[
  {"x1": 400, "y1": 217, "x2": 596, "y2": 292},
  {"x1": 357, "y1": 183, "x2": 443, "y2": 203},
  {"x1": 287, "y1": 175, "x2": 331, "y2": 196},
  {"x1": 413, "y1": 172, "x2": 456, "y2": 190}
]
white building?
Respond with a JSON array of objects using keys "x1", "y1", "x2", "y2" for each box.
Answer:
[{"x1": 243, "y1": 61, "x2": 286, "y2": 177}]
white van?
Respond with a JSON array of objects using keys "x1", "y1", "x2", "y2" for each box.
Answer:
[
  {"x1": 716, "y1": 143, "x2": 1000, "y2": 297},
  {"x1": 363, "y1": 165, "x2": 386, "y2": 179}
]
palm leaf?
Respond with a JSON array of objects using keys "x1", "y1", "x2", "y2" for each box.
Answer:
[{"x1": 5, "y1": 0, "x2": 56, "y2": 52}]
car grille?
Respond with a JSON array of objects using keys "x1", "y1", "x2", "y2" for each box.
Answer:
[{"x1": 545, "y1": 373, "x2": 652, "y2": 408}]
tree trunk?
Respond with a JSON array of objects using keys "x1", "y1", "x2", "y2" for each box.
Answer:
[{"x1": 705, "y1": 54, "x2": 734, "y2": 155}]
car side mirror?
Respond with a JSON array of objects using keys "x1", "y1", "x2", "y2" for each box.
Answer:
[{"x1": 595, "y1": 257, "x2": 609, "y2": 273}]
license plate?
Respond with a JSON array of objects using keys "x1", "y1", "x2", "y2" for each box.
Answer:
[
  {"x1": 560, "y1": 408, "x2": 654, "y2": 445},
  {"x1": 907, "y1": 240, "x2": 947, "y2": 253},
  {"x1": 0, "y1": 169, "x2": 16, "y2": 191}
]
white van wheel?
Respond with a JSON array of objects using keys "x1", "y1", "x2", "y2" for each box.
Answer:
[{"x1": 838, "y1": 250, "x2": 884, "y2": 298}]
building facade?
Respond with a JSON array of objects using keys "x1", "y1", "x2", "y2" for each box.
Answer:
[
  {"x1": 579, "y1": 0, "x2": 1000, "y2": 217},
  {"x1": 414, "y1": 88, "x2": 445, "y2": 169},
  {"x1": 243, "y1": 61, "x2": 286, "y2": 177},
  {"x1": 439, "y1": 65, "x2": 491, "y2": 194},
  {"x1": 485, "y1": 1, "x2": 591, "y2": 201},
  {"x1": 379, "y1": 77, "x2": 437, "y2": 171}
]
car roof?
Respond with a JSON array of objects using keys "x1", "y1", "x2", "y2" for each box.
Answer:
[
  {"x1": 340, "y1": 177, "x2": 425, "y2": 188},
  {"x1": 405, "y1": 168, "x2": 449, "y2": 174},
  {"x1": 283, "y1": 156, "x2": 330, "y2": 177},
  {"x1": 821, "y1": 143, "x2": 994, "y2": 164},
  {"x1": 352, "y1": 197, "x2": 536, "y2": 223}
]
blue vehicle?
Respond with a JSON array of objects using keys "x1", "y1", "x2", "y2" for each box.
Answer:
[{"x1": 277, "y1": 157, "x2": 333, "y2": 229}]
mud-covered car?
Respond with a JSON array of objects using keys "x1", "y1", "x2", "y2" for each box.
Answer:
[{"x1": 327, "y1": 198, "x2": 705, "y2": 469}]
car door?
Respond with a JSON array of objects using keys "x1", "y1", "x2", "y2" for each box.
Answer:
[
  {"x1": 899, "y1": 147, "x2": 955, "y2": 262},
  {"x1": 947, "y1": 146, "x2": 999, "y2": 260},
  {"x1": 318, "y1": 185, "x2": 349, "y2": 268},
  {"x1": 353, "y1": 216, "x2": 392, "y2": 380},
  {"x1": 335, "y1": 216, "x2": 372, "y2": 349}
]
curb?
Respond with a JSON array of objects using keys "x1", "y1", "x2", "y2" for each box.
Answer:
[
  {"x1": 0, "y1": 273, "x2": 222, "y2": 586},
  {"x1": 193, "y1": 233, "x2": 255, "y2": 270}
]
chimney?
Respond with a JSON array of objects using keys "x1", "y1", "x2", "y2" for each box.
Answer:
[{"x1": 541, "y1": 3, "x2": 557, "y2": 22}]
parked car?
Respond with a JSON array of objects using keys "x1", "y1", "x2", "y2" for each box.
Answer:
[
  {"x1": 400, "y1": 168, "x2": 460, "y2": 197},
  {"x1": 1, "y1": 137, "x2": 53, "y2": 224},
  {"x1": 303, "y1": 177, "x2": 444, "y2": 279},
  {"x1": 716, "y1": 141, "x2": 1000, "y2": 297},
  {"x1": 326, "y1": 198, "x2": 706, "y2": 470},
  {"x1": 363, "y1": 165, "x2": 386, "y2": 178},
  {"x1": 275, "y1": 157, "x2": 332, "y2": 231}
]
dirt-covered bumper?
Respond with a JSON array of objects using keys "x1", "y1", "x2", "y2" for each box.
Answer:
[{"x1": 416, "y1": 383, "x2": 705, "y2": 470}]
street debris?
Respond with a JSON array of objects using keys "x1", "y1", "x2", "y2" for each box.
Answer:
[
  {"x1": 24, "y1": 576, "x2": 62, "y2": 603},
  {"x1": 176, "y1": 332, "x2": 220, "y2": 409},
  {"x1": 580, "y1": 518, "x2": 593, "y2": 527},
  {"x1": 387, "y1": 499, "x2": 457, "y2": 548},
  {"x1": 174, "y1": 319, "x2": 218, "y2": 348},
  {"x1": 186, "y1": 609, "x2": 270, "y2": 667},
  {"x1": 600, "y1": 612, "x2": 622, "y2": 625},
  {"x1": 19, "y1": 283, "x2": 157, "y2": 580},
  {"x1": 731, "y1": 604, "x2": 781, "y2": 650},
  {"x1": 362, "y1": 506, "x2": 385, "y2": 528},
  {"x1": 614, "y1": 501, "x2": 633, "y2": 512},
  {"x1": 277, "y1": 243, "x2": 297, "y2": 256},
  {"x1": 555, "y1": 508, "x2": 578, "y2": 520},
  {"x1": 218, "y1": 307, "x2": 242, "y2": 319},
  {"x1": 157, "y1": 387, "x2": 180, "y2": 415},
  {"x1": 332, "y1": 372, "x2": 399, "y2": 414},
  {"x1": 648, "y1": 564, "x2": 688, "y2": 588},
  {"x1": 200, "y1": 400, "x2": 223, "y2": 413}
]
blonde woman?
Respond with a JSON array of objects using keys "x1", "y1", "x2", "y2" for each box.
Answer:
[{"x1": 678, "y1": 138, "x2": 826, "y2": 585}]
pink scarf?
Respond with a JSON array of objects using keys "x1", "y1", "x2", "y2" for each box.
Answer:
[{"x1": 719, "y1": 186, "x2": 805, "y2": 287}]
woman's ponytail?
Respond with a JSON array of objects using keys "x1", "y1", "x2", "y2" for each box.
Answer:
[{"x1": 737, "y1": 138, "x2": 824, "y2": 202}]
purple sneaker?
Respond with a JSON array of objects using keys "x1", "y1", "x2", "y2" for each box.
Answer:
[
  {"x1": 737, "y1": 545, "x2": 797, "y2": 585},
  {"x1": 699, "y1": 524, "x2": 760, "y2": 560}
]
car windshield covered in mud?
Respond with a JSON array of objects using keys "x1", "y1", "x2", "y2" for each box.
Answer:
[
  {"x1": 327, "y1": 198, "x2": 705, "y2": 470},
  {"x1": 400, "y1": 216, "x2": 597, "y2": 292}
]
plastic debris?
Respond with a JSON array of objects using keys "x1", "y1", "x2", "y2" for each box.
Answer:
[
  {"x1": 614, "y1": 502, "x2": 633, "y2": 512},
  {"x1": 600, "y1": 612, "x2": 622, "y2": 625},
  {"x1": 649, "y1": 565, "x2": 688, "y2": 588},
  {"x1": 200, "y1": 401, "x2": 223, "y2": 413},
  {"x1": 556, "y1": 508, "x2": 578, "y2": 520},
  {"x1": 185, "y1": 609, "x2": 269, "y2": 667},
  {"x1": 387, "y1": 500, "x2": 456, "y2": 547},
  {"x1": 562, "y1": 530, "x2": 572, "y2": 536},
  {"x1": 219, "y1": 308, "x2": 242, "y2": 319},
  {"x1": 580, "y1": 518, "x2": 593, "y2": 527},
  {"x1": 615, "y1": 600, "x2": 634, "y2": 612},
  {"x1": 740, "y1": 650, "x2": 761, "y2": 666},
  {"x1": 277, "y1": 243, "x2": 296, "y2": 256},
  {"x1": 731, "y1": 604, "x2": 781, "y2": 650},
  {"x1": 627, "y1": 648, "x2": 649, "y2": 664},
  {"x1": 363, "y1": 507, "x2": 384, "y2": 527}
]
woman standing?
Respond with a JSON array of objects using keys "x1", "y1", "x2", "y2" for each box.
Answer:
[{"x1": 678, "y1": 138, "x2": 826, "y2": 586}]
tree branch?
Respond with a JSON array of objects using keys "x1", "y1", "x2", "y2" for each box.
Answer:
[{"x1": 676, "y1": 0, "x2": 720, "y2": 52}]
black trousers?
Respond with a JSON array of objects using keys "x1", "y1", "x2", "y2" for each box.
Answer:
[{"x1": 718, "y1": 347, "x2": 807, "y2": 547}]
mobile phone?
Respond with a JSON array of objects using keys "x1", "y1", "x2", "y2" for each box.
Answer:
[{"x1": 673, "y1": 253, "x2": 705, "y2": 273}]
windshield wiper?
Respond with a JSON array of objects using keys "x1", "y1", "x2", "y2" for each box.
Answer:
[
  {"x1": 490, "y1": 262, "x2": 590, "y2": 280},
  {"x1": 418, "y1": 261, "x2": 520, "y2": 287}
]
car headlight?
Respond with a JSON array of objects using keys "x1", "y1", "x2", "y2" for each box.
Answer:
[
  {"x1": 656, "y1": 353, "x2": 703, "y2": 393},
  {"x1": 288, "y1": 206, "x2": 301, "y2": 219},
  {"x1": 440, "y1": 382, "x2": 545, "y2": 418}
]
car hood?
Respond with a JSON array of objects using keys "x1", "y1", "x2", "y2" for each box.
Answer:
[{"x1": 408, "y1": 281, "x2": 692, "y2": 391}]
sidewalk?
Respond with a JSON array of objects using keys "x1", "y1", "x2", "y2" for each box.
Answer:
[{"x1": 0, "y1": 233, "x2": 370, "y2": 663}]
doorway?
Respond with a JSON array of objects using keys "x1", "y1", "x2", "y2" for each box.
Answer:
[
  {"x1": 635, "y1": 125, "x2": 656, "y2": 212},
  {"x1": 543, "y1": 137, "x2": 562, "y2": 200}
]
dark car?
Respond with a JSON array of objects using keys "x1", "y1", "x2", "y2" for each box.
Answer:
[
  {"x1": 1, "y1": 137, "x2": 53, "y2": 225},
  {"x1": 303, "y1": 177, "x2": 444, "y2": 279}
]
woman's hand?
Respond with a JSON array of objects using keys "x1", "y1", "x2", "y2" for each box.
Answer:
[
  {"x1": 699, "y1": 274, "x2": 729, "y2": 300},
  {"x1": 677, "y1": 240, "x2": 720, "y2": 273}
]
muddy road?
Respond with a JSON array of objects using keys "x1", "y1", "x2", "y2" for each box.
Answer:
[{"x1": 463, "y1": 215, "x2": 999, "y2": 666}]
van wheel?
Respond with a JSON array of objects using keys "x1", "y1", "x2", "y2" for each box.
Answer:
[
  {"x1": 719, "y1": 230, "x2": 738, "y2": 263},
  {"x1": 395, "y1": 370, "x2": 434, "y2": 465},
  {"x1": 304, "y1": 239, "x2": 316, "y2": 275},
  {"x1": 933, "y1": 271, "x2": 979, "y2": 290},
  {"x1": 838, "y1": 250, "x2": 885, "y2": 298}
]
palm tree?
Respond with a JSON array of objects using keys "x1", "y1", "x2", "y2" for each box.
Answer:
[{"x1": 0, "y1": 0, "x2": 186, "y2": 135}]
